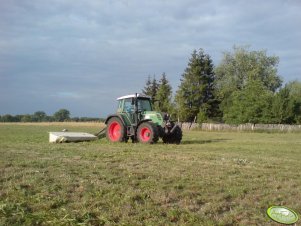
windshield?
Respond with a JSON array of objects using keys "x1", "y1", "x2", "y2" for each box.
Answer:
[{"x1": 138, "y1": 98, "x2": 152, "y2": 111}]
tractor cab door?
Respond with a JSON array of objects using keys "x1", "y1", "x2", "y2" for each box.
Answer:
[
  {"x1": 123, "y1": 98, "x2": 134, "y2": 113},
  {"x1": 117, "y1": 98, "x2": 134, "y2": 113},
  {"x1": 117, "y1": 98, "x2": 136, "y2": 123}
]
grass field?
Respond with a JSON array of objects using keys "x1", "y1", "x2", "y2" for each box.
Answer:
[{"x1": 0, "y1": 123, "x2": 300, "y2": 225}]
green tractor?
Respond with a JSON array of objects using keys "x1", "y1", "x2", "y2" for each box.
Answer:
[{"x1": 104, "y1": 93, "x2": 182, "y2": 144}]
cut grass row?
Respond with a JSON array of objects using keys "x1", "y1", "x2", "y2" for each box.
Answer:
[{"x1": 0, "y1": 124, "x2": 300, "y2": 225}]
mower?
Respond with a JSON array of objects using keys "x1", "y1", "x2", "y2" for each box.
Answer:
[{"x1": 102, "y1": 93, "x2": 182, "y2": 144}]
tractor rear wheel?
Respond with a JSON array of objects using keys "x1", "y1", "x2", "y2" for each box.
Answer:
[
  {"x1": 137, "y1": 122, "x2": 159, "y2": 144},
  {"x1": 106, "y1": 117, "x2": 126, "y2": 142}
]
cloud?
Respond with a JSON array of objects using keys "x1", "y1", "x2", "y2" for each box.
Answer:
[{"x1": 0, "y1": 0, "x2": 300, "y2": 116}]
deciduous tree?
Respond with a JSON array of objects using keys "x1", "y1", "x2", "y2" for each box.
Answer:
[
  {"x1": 53, "y1": 109, "x2": 70, "y2": 122},
  {"x1": 223, "y1": 80, "x2": 272, "y2": 124},
  {"x1": 215, "y1": 46, "x2": 282, "y2": 115},
  {"x1": 271, "y1": 81, "x2": 301, "y2": 124},
  {"x1": 33, "y1": 111, "x2": 46, "y2": 122}
]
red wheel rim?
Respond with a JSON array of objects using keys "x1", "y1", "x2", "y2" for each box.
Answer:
[
  {"x1": 108, "y1": 122, "x2": 121, "y2": 141},
  {"x1": 140, "y1": 127, "x2": 151, "y2": 142}
]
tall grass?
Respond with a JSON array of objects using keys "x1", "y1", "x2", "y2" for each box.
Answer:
[{"x1": 0, "y1": 124, "x2": 300, "y2": 225}]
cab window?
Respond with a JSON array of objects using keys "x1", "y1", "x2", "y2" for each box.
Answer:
[
  {"x1": 123, "y1": 98, "x2": 133, "y2": 112},
  {"x1": 117, "y1": 100, "x2": 123, "y2": 113},
  {"x1": 138, "y1": 99, "x2": 152, "y2": 111}
]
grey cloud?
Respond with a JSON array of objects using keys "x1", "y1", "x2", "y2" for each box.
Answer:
[{"x1": 0, "y1": 0, "x2": 300, "y2": 116}]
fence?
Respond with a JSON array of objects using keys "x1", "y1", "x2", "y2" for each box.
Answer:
[{"x1": 178, "y1": 122, "x2": 301, "y2": 132}]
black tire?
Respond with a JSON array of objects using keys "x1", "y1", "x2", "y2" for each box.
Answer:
[
  {"x1": 106, "y1": 117, "x2": 126, "y2": 142},
  {"x1": 162, "y1": 126, "x2": 182, "y2": 144},
  {"x1": 137, "y1": 122, "x2": 159, "y2": 144}
]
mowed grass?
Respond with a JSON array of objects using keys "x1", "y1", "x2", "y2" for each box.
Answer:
[{"x1": 0, "y1": 123, "x2": 300, "y2": 225}]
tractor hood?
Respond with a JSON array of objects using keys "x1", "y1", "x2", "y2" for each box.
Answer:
[{"x1": 143, "y1": 111, "x2": 163, "y2": 126}]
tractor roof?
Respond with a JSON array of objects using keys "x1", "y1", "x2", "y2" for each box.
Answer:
[{"x1": 116, "y1": 93, "x2": 151, "y2": 100}]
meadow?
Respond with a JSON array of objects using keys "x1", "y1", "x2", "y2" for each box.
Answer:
[{"x1": 0, "y1": 123, "x2": 300, "y2": 225}]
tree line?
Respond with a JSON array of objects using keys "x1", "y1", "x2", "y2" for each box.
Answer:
[
  {"x1": 0, "y1": 109, "x2": 103, "y2": 122},
  {"x1": 142, "y1": 46, "x2": 301, "y2": 124}
]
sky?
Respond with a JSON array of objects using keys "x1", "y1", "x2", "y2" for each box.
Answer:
[{"x1": 0, "y1": 0, "x2": 300, "y2": 117}]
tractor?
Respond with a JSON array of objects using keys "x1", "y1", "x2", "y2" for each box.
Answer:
[{"x1": 104, "y1": 93, "x2": 182, "y2": 144}]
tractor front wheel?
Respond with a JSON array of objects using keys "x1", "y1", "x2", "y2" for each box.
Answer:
[
  {"x1": 106, "y1": 117, "x2": 126, "y2": 142},
  {"x1": 137, "y1": 122, "x2": 159, "y2": 144}
]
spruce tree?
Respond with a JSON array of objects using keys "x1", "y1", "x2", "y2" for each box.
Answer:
[
  {"x1": 142, "y1": 75, "x2": 152, "y2": 96},
  {"x1": 142, "y1": 75, "x2": 158, "y2": 105},
  {"x1": 154, "y1": 73, "x2": 173, "y2": 112},
  {"x1": 175, "y1": 49, "x2": 217, "y2": 122}
]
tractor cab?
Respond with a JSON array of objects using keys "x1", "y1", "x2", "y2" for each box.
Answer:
[
  {"x1": 117, "y1": 94, "x2": 153, "y2": 113},
  {"x1": 116, "y1": 94, "x2": 164, "y2": 126}
]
